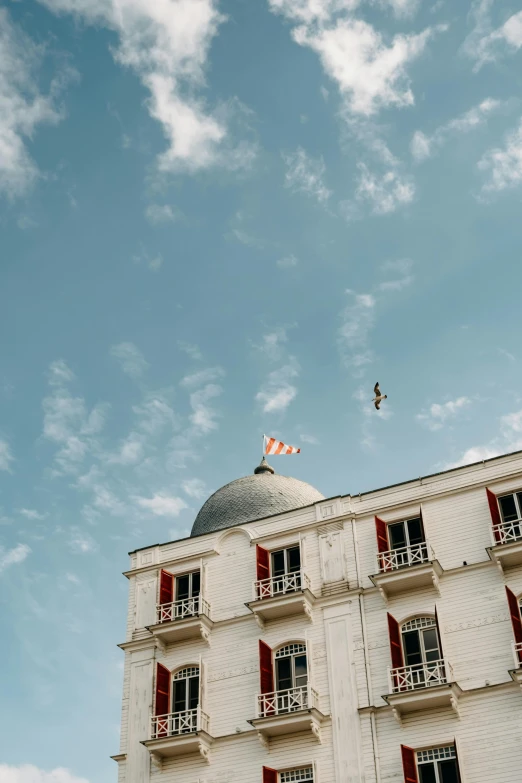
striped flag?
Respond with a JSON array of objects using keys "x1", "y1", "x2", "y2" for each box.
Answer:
[{"x1": 264, "y1": 435, "x2": 301, "y2": 455}]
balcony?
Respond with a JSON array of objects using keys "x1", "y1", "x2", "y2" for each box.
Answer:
[
  {"x1": 510, "y1": 643, "x2": 522, "y2": 688},
  {"x1": 248, "y1": 685, "x2": 326, "y2": 746},
  {"x1": 147, "y1": 596, "x2": 213, "y2": 647},
  {"x1": 383, "y1": 659, "x2": 462, "y2": 723},
  {"x1": 246, "y1": 571, "x2": 315, "y2": 627},
  {"x1": 488, "y1": 521, "x2": 522, "y2": 571},
  {"x1": 370, "y1": 542, "x2": 443, "y2": 602},
  {"x1": 142, "y1": 707, "x2": 213, "y2": 767}
]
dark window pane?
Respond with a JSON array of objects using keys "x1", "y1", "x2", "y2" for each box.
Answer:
[
  {"x1": 188, "y1": 676, "x2": 199, "y2": 709},
  {"x1": 389, "y1": 523, "x2": 406, "y2": 550},
  {"x1": 173, "y1": 680, "x2": 187, "y2": 712},
  {"x1": 419, "y1": 764, "x2": 437, "y2": 783},
  {"x1": 191, "y1": 571, "x2": 200, "y2": 596},
  {"x1": 271, "y1": 550, "x2": 285, "y2": 576},
  {"x1": 407, "y1": 517, "x2": 424, "y2": 545},
  {"x1": 422, "y1": 629, "x2": 441, "y2": 660},
  {"x1": 287, "y1": 546, "x2": 301, "y2": 572},
  {"x1": 176, "y1": 575, "x2": 190, "y2": 600},
  {"x1": 403, "y1": 631, "x2": 422, "y2": 665},
  {"x1": 294, "y1": 654, "x2": 308, "y2": 686},
  {"x1": 276, "y1": 658, "x2": 292, "y2": 691},
  {"x1": 439, "y1": 759, "x2": 459, "y2": 783},
  {"x1": 499, "y1": 494, "x2": 518, "y2": 523}
]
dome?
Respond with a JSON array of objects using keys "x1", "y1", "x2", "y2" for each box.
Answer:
[{"x1": 190, "y1": 457, "x2": 325, "y2": 537}]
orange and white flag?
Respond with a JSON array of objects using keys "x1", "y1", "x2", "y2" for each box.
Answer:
[{"x1": 264, "y1": 435, "x2": 301, "y2": 455}]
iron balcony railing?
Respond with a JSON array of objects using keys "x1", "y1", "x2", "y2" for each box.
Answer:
[
  {"x1": 388, "y1": 659, "x2": 451, "y2": 693},
  {"x1": 254, "y1": 570, "x2": 310, "y2": 600},
  {"x1": 256, "y1": 684, "x2": 318, "y2": 718},
  {"x1": 150, "y1": 707, "x2": 209, "y2": 739},
  {"x1": 156, "y1": 594, "x2": 210, "y2": 624},
  {"x1": 492, "y1": 519, "x2": 522, "y2": 546},
  {"x1": 377, "y1": 542, "x2": 431, "y2": 573},
  {"x1": 513, "y1": 641, "x2": 522, "y2": 668}
]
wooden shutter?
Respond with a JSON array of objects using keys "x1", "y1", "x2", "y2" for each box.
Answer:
[
  {"x1": 435, "y1": 606, "x2": 444, "y2": 658},
  {"x1": 262, "y1": 767, "x2": 277, "y2": 783},
  {"x1": 375, "y1": 516, "x2": 389, "y2": 553},
  {"x1": 198, "y1": 654, "x2": 205, "y2": 711},
  {"x1": 486, "y1": 488, "x2": 502, "y2": 543},
  {"x1": 506, "y1": 586, "x2": 522, "y2": 663},
  {"x1": 259, "y1": 640, "x2": 274, "y2": 693},
  {"x1": 257, "y1": 545, "x2": 270, "y2": 581},
  {"x1": 388, "y1": 613, "x2": 404, "y2": 668},
  {"x1": 453, "y1": 738, "x2": 464, "y2": 783},
  {"x1": 401, "y1": 745, "x2": 419, "y2": 783},
  {"x1": 159, "y1": 569, "x2": 173, "y2": 605},
  {"x1": 155, "y1": 663, "x2": 170, "y2": 719}
]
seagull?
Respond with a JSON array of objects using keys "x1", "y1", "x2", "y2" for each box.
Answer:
[{"x1": 373, "y1": 382, "x2": 387, "y2": 410}]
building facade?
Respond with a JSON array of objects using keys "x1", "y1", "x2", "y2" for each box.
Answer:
[{"x1": 113, "y1": 452, "x2": 522, "y2": 783}]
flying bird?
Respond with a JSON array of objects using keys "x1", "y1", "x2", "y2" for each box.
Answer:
[{"x1": 373, "y1": 382, "x2": 387, "y2": 410}]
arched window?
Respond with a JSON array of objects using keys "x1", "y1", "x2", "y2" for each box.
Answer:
[
  {"x1": 171, "y1": 666, "x2": 199, "y2": 733},
  {"x1": 274, "y1": 643, "x2": 308, "y2": 693},
  {"x1": 401, "y1": 616, "x2": 443, "y2": 689}
]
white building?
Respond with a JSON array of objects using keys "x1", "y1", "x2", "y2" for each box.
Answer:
[{"x1": 113, "y1": 451, "x2": 522, "y2": 783}]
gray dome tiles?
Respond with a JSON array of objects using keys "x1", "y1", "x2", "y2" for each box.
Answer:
[{"x1": 190, "y1": 458, "x2": 325, "y2": 537}]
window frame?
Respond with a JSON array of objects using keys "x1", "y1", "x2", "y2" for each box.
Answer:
[
  {"x1": 416, "y1": 744, "x2": 461, "y2": 783},
  {"x1": 171, "y1": 666, "x2": 200, "y2": 714},
  {"x1": 274, "y1": 642, "x2": 308, "y2": 692},
  {"x1": 175, "y1": 569, "x2": 201, "y2": 601},
  {"x1": 279, "y1": 767, "x2": 314, "y2": 783},
  {"x1": 387, "y1": 516, "x2": 425, "y2": 551},
  {"x1": 401, "y1": 616, "x2": 442, "y2": 666},
  {"x1": 270, "y1": 545, "x2": 301, "y2": 577},
  {"x1": 497, "y1": 490, "x2": 522, "y2": 525}
]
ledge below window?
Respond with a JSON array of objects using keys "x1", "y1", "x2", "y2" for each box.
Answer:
[
  {"x1": 248, "y1": 707, "x2": 326, "y2": 747},
  {"x1": 370, "y1": 560, "x2": 443, "y2": 602},
  {"x1": 488, "y1": 540, "x2": 522, "y2": 571},
  {"x1": 382, "y1": 681, "x2": 462, "y2": 724},
  {"x1": 142, "y1": 731, "x2": 213, "y2": 767},
  {"x1": 147, "y1": 614, "x2": 213, "y2": 647},
  {"x1": 246, "y1": 588, "x2": 315, "y2": 627}
]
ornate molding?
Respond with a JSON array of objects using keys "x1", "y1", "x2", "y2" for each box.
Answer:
[
  {"x1": 208, "y1": 664, "x2": 258, "y2": 683},
  {"x1": 257, "y1": 731, "x2": 269, "y2": 750},
  {"x1": 150, "y1": 753, "x2": 162, "y2": 770},
  {"x1": 311, "y1": 721, "x2": 322, "y2": 743},
  {"x1": 199, "y1": 743, "x2": 211, "y2": 763},
  {"x1": 444, "y1": 613, "x2": 510, "y2": 633}
]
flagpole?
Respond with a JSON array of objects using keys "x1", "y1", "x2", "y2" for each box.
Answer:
[{"x1": 262, "y1": 433, "x2": 265, "y2": 458}]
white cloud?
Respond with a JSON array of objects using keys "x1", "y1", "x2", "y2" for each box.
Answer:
[
  {"x1": 378, "y1": 0, "x2": 419, "y2": 16},
  {"x1": 268, "y1": 0, "x2": 360, "y2": 25},
  {"x1": 355, "y1": 163, "x2": 415, "y2": 214},
  {"x1": 0, "y1": 765, "x2": 89, "y2": 783},
  {"x1": 0, "y1": 543, "x2": 30, "y2": 572},
  {"x1": 189, "y1": 383, "x2": 222, "y2": 433},
  {"x1": 0, "y1": 9, "x2": 76, "y2": 199},
  {"x1": 253, "y1": 328, "x2": 291, "y2": 363},
  {"x1": 136, "y1": 493, "x2": 188, "y2": 517},
  {"x1": 106, "y1": 433, "x2": 144, "y2": 465},
  {"x1": 299, "y1": 433, "x2": 319, "y2": 444},
  {"x1": 256, "y1": 360, "x2": 299, "y2": 413},
  {"x1": 447, "y1": 406, "x2": 522, "y2": 468},
  {"x1": 178, "y1": 341, "x2": 203, "y2": 360},
  {"x1": 462, "y1": 3, "x2": 522, "y2": 72},
  {"x1": 132, "y1": 392, "x2": 179, "y2": 435},
  {"x1": 338, "y1": 291, "x2": 375, "y2": 373},
  {"x1": 68, "y1": 528, "x2": 97, "y2": 554},
  {"x1": 277, "y1": 254, "x2": 298, "y2": 268},
  {"x1": 0, "y1": 439, "x2": 14, "y2": 471},
  {"x1": 181, "y1": 478, "x2": 206, "y2": 499},
  {"x1": 145, "y1": 204, "x2": 183, "y2": 224},
  {"x1": 110, "y1": 342, "x2": 149, "y2": 378},
  {"x1": 378, "y1": 258, "x2": 414, "y2": 291},
  {"x1": 291, "y1": 17, "x2": 444, "y2": 117},
  {"x1": 478, "y1": 118, "x2": 522, "y2": 194},
  {"x1": 283, "y1": 147, "x2": 331, "y2": 204},
  {"x1": 417, "y1": 396, "x2": 472, "y2": 431},
  {"x1": 411, "y1": 98, "x2": 502, "y2": 162},
  {"x1": 48, "y1": 359, "x2": 75, "y2": 387},
  {"x1": 180, "y1": 367, "x2": 224, "y2": 388},
  {"x1": 37, "y1": 0, "x2": 254, "y2": 175},
  {"x1": 18, "y1": 509, "x2": 48, "y2": 520}
]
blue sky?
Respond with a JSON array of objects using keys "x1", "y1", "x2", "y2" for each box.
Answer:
[{"x1": 2, "y1": 0, "x2": 522, "y2": 780}]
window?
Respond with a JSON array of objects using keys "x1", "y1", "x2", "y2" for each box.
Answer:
[
  {"x1": 271, "y1": 546, "x2": 301, "y2": 576},
  {"x1": 280, "y1": 768, "x2": 314, "y2": 782},
  {"x1": 171, "y1": 667, "x2": 199, "y2": 733},
  {"x1": 497, "y1": 491, "x2": 522, "y2": 538},
  {"x1": 175, "y1": 570, "x2": 200, "y2": 602},
  {"x1": 417, "y1": 746, "x2": 461, "y2": 783},
  {"x1": 275, "y1": 643, "x2": 308, "y2": 692},
  {"x1": 401, "y1": 617, "x2": 443, "y2": 688},
  {"x1": 388, "y1": 517, "x2": 425, "y2": 551}
]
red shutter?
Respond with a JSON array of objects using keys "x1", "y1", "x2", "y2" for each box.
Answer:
[
  {"x1": 486, "y1": 488, "x2": 502, "y2": 543},
  {"x1": 375, "y1": 516, "x2": 389, "y2": 553},
  {"x1": 159, "y1": 570, "x2": 173, "y2": 605},
  {"x1": 388, "y1": 613, "x2": 404, "y2": 691},
  {"x1": 506, "y1": 586, "x2": 522, "y2": 663},
  {"x1": 259, "y1": 640, "x2": 274, "y2": 693},
  {"x1": 401, "y1": 745, "x2": 419, "y2": 783},
  {"x1": 155, "y1": 663, "x2": 170, "y2": 738},
  {"x1": 256, "y1": 545, "x2": 270, "y2": 581},
  {"x1": 263, "y1": 767, "x2": 277, "y2": 783}
]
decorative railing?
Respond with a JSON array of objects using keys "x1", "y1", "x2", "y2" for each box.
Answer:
[
  {"x1": 377, "y1": 542, "x2": 430, "y2": 573},
  {"x1": 388, "y1": 659, "x2": 451, "y2": 693},
  {"x1": 150, "y1": 707, "x2": 209, "y2": 739},
  {"x1": 492, "y1": 520, "x2": 522, "y2": 546},
  {"x1": 157, "y1": 595, "x2": 210, "y2": 624},
  {"x1": 256, "y1": 684, "x2": 318, "y2": 718},
  {"x1": 254, "y1": 570, "x2": 309, "y2": 600},
  {"x1": 513, "y1": 642, "x2": 522, "y2": 667}
]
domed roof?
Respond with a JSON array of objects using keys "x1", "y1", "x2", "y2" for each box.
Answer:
[{"x1": 190, "y1": 457, "x2": 324, "y2": 537}]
